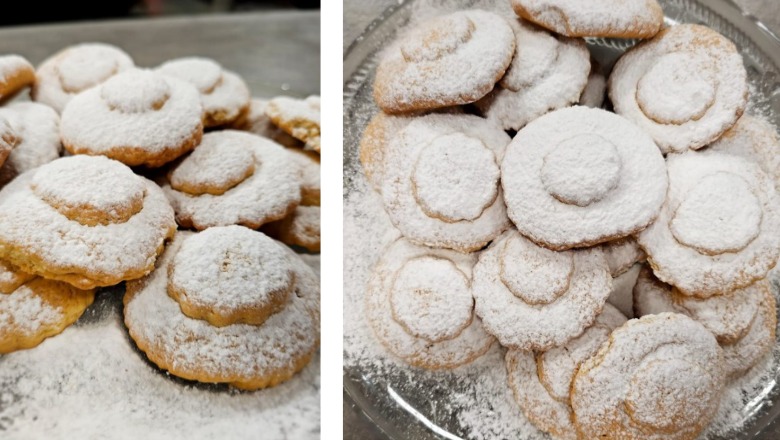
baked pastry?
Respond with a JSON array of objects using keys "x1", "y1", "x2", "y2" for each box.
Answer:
[
  {"x1": 510, "y1": 0, "x2": 664, "y2": 39},
  {"x1": 0, "y1": 277, "x2": 94, "y2": 354},
  {"x1": 232, "y1": 98, "x2": 302, "y2": 148},
  {"x1": 366, "y1": 237, "x2": 494, "y2": 369},
  {"x1": 0, "y1": 258, "x2": 34, "y2": 294},
  {"x1": 32, "y1": 43, "x2": 134, "y2": 113},
  {"x1": 0, "y1": 102, "x2": 61, "y2": 186},
  {"x1": 707, "y1": 115, "x2": 780, "y2": 191},
  {"x1": 381, "y1": 113, "x2": 511, "y2": 252},
  {"x1": 263, "y1": 205, "x2": 320, "y2": 253},
  {"x1": 609, "y1": 24, "x2": 748, "y2": 153},
  {"x1": 288, "y1": 147, "x2": 320, "y2": 206},
  {"x1": 580, "y1": 60, "x2": 607, "y2": 108},
  {"x1": 124, "y1": 227, "x2": 320, "y2": 390},
  {"x1": 60, "y1": 69, "x2": 203, "y2": 168},
  {"x1": 0, "y1": 155, "x2": 176, "y2": 289},
  {"x1": 163, "y1": 130, "x2": 301, "y2": 230},
  {"x1": 571, "y1": 313, "x2": 724, "y2": 440},
  {"x1": 472, "y1": 230, "x2": 612, "y2": 351},
  {"x1": 157, "y1": 57, "x2": 250, "y2": 128},
  {"x1": 506, "y1": 304, "x2": 626, "y2": 440},
  {"x1": 602, "y1": 237, "x2": 645, "y2": 278},
  {"x1": 475, "y1": 18, "x2": 590, "y2": 131},
  {"x1": 0, "y1": 115, "x2": 16, "y2": 168},
  {"x1": 373, "y1": 10, "x2": 515, "y2": 113},
  {"x1": 607, "y1": 263, "x2": 641, "y2": 319},
  {"x1": 0, "y1": 55, "x2": 35, "y2": 103},
  {"x1": 359, "y1": 112, "x2": 413, "y2": 193},
  {"x1": 501, "y1": 106, "x2": 667, "y2": 250},
  {"x1": 634, "y1": 266, "x2": 776, "y2": 379},
  {"x1": 638, "y1": 151, "x2": 780, "y2": 297},
  {"x1": 266, "y1": 95, "x2": 321, "y2": 153}
]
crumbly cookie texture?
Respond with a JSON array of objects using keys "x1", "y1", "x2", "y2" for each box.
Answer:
[
  {"x1": 0, "y1": 102, "x2": 61, "y2": 187},
  {"x1": 266, "y1": 95, "x2": 321, "y2": 153},
  {"x1": 707, "y1": 115, "x2": 780, "y2": 191},
  {"x1": 263, "y1": 205, "x2": 320, "y2": 253},
  {"x1": 0, "y1": 55, "x2": 35, "y2": 103}
]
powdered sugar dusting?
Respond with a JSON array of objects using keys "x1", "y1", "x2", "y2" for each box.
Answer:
[
  {"x1": 0, "y1": 102, "x2": 61, "y2": 187},
  {"x1": 0, "y1": 283, "x2": 62, "y2": 336}
]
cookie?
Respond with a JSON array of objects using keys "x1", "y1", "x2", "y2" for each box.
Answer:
[
  {"x1": 602, "y1": 236, "x2": 645, "y2": 278},
  {"x1": 637, "y1": 151, "x2": 780, "y2": 297},
  {"x1": 511, "y1": 0, "x2": 664, "y2": 38},
  {"x1": 0, "y1": 102, "x2": 61, "y2": 187},
  {"x1": 707, "y1": 115, "x2": 780, "y2": 191},
  {"x1": 157, "y1": 57, "x2": 250, "y2": 128},
  {"x1": 124, "y1": 229, "x2": 319, "y2": 390},
  {"x1": 266, "y1": 95, "x2": 321, "y2": 153},
  {"x1": 580, "y1": 59, "x2": 607, "y2": 108},
  {"x1": 0, "y1": 55, "x2": 35, "y2": 103},
  {"x1": 0, "y1": 115, "x2": 17, "y2": 169},
  {"x1": 0, "y1": 278, "x2": 94, "y2": 354},
  {"x1": 359, "y1": 112, "x2": 413, "y2": 193},
  {"x1": 381, "y1": 113, "x2": 511, "y2": 252},
  {"x1": 506, "y1": 304, "x2": 626, "y2": 440},
  {"x1": 373, "y1": 10, "x2": 515, "y2": 113},
  {"x1": 366, "y1": 237, "x2": 495, "y2": 369},
  {"x1": 0, "y1": 155, "x2": 176, "y2": 289},
  {"x1": 607, "y1": 263, "x2": 641, "y2": 319},
  {"x1": 232, "y1": 98, "x2": 302, "y2": 148},
  {"x1": 476, "y1": 18, "x2": 590, "y2": 131},
  {"x1": 501, "y1": 106, "x2": 667, "y2": 250},
  {"x1": 634, "y1": 266, "x2": 776, "y2": 379},
  {"x1": 163, "y1": 130, "x2": 301, "y2": 230},
  {"x1": 32, "y1": 43, "x2": 135, "y2": 113},
  {"x1": 571, "y1": 313, "x2": 724, "y2": 440},
  {"x1": 472, "y1": 230, "x2": 613, "y2": 351},
  {"x1": 263, "y1": 205, "x2": 320, "y2": 253},
  {"x1": 0, "y1": 258, "x2": 34, "y2": 294},
  {"x1": 288, "y1": 147, "x2": 320, "y2": 206},
  {"x1": 609, "y1": 24, "x2": 748, "y2": 153}
]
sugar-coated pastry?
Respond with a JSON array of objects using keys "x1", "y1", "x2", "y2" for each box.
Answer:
[
  {"x1": 288, "y1": 147, "x2": 320, "y2": 206},
  {"x1": 707, "y1": 115, "x2": 780, "y2": 191},
  {"x1": 263, "y1": 205, "x2": 320, "y2": 253},
  {"x1": 232, "y1": 98, "x2": 302, "y2": 148},
  {"x1": 0, "y1": 55, "x2": 35, "y2": 103},
  {"x1": 265, "y1": 95, "x2": 321, "y2": 153},
  {"x1": 359, "y1": 112, "x2": 414, "y2": 193},
  {"x1": 580, "y1": 60, "x2": 607, "y2": 108},
  {"x1": 0, "y1": 258, "x2": 34, "y2": 294},
  {"x1": 0, "y1": 102, "x2": 61, "y2": 187},
  {"x1": 0, "y1": 115, "x2": 17, "y2": 169},
  {"x1": 602, "y1": 237, "x2": 645, "y2": 278},
  {"x1": 607, "y1": 263, "x2": 641, "y2": 318}
]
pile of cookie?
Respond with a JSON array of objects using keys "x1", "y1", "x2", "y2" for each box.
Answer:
[
  {"x1": 360, "y1": 1, "x2": 780, "y2": 438},
  {"x1": 0, "y1": 43, "x2": 320, "y2": 390}
]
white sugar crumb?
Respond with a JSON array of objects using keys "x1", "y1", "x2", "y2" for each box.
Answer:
[{"x1": 0, "y1": 286, "x2": 62, "y2": 335}]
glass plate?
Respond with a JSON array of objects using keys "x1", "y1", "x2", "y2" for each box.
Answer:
[{"x1": 343, "y1": 1, "x2": 780, "y2": 439}]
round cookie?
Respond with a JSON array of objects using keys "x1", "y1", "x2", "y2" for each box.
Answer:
[
  {"x1": 0, "y1": 102, "x2": 61, "y2": 187},
  {"x1": 637, "y1": 151, "x2": 780, "y2": 297},
  {"x1": 373, "y1": 10, "x2": 515, "y2": 113},
  {"x1": 707, "y1": 115, "x2": 780, "y2": 191},
  {"x1": 359, "y1": 112, "x2": 414, "y2": 193},
  {"x1": 366, "y1": 237, "x2": 495, "y2": 369},
  {"x1": 501, "y1": 106, "x2": 667, "y2": 250},
  {"x1": 0, "y1": 55, "x2": 35, "y2": 103},
  {"x1": 266, "y1": 96, "x2": 321, "y2": 153},
  {"x1": 472, "y1": 230, "x2": 613, "y2": 351},
  {"x1": 32, "y1": 43, "x2": 135, "y2": 113},
  {"x1": 163, "y1": 130, "x2": 301, "y2": 230},
  {"x1": 506, "y1": 304, "x2": 626, "y2": 440},
  {"x1": 510, "y1": 0, "x2": 664, "y2": 38},
  {"x1": 0, "y1": 155, "x2": 176, "y2": 289},
  {"x1": 263, "y1": 205, "x2": 320, "y2": 253},
  {"x1": 125, "y1": 229, "x2": 320, "y2": 390},
  {"x1": 634, "y1": 266, "x2": 776, "y2": 379},
  {"x1": 571, "y1": 313, "x2": 724, "y2": 440},
  {"x1": 381, "y1": 113, "x2": 511, "y2": 253},
  {"x1": 232, "y1": 98, "x2": 302, "y2": 148},
  {"x1": 60, "y1": 69, "x2": 203, "y2": 168},
  {"x1": 157, "y1": 57, "x2": 250, "y2": 128},
  {"x1": 475, "y1": 18, "x2": 590, "y2": 131},
  {"x1": 609, "y1": 24, "x2": 749, "y2": 153},
  {"x1": 0, "y1": 277, "x2": 94, "y2": 354}
]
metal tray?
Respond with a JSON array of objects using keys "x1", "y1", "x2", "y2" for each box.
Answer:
[{"x1": 342, "y1": 1, "x2": 780, "y2": 438}]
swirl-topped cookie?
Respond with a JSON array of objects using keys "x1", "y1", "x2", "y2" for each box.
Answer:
[
  {"x1": 708, "y1": 115, "x2": 780, "y2": 191},
  {"x1": 266, "y1": 96, "x2": 321, "y2": 154},
  {"x1": 502, "y1": 106, "x2": 667, "y2": 250},
  {"x1": 366, "y1": 238, "x2": 494, "y2": 369},
  {"x1": 610, "y1": 25, "x2": 748, "y2": 153},
  {"x1": 32, "y1": 43, "x2": 135, "y2": 113},
  {"x1": 163, "y1": 130, "x2": 301, "y2": 230},
  {"x1": 638, "y1": 151, "x2": 780, "y2": 297},
  {"x1": 0, "y1": 102, "x2": 61, "y2": 187},
  {"x1": 232, "y1": 98, "x2": 301, "y2": 148},
  {"x1": 374, "y1": 10, "x2": 515, "y2": 113},
  {"x1": 263, "y1": 205, "x2": 320, "y2": 253},
  {"x1": 0, "y1": 55, "x2": 35, "y2": 103},
  {"x1": 381, "y1": 113, "x2": 511, "y2": 252},
  {"x1": 472, "y1": 230, "x2": 613, "y2": 351},
  {"x1": 476, "y1": 18, "x2": 590, "y2": 130},
  {"x1": 0, "y1": 155, "x2": 176, "y2": 289}
]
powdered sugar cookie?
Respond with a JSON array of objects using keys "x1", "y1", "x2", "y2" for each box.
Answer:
[
  {"x1": 511, "y1": 0, "x2": 664, "y2": 38},
  {"x1": 0, "y1": 278, "x2": 94, "y2": 354},
  {"x1": 60, "y1": 69, "x2": 203, "y2": 168},
  {"x1": 634, "y1": 266, "x2": 776, "y2": 379},
  {"x1": 607, "y1": 263, "x2": 641, "y2": 318},
  {"x1": 157, "y1": 57, "x2": 250, "y2": 128},
  {"x1": 263, "y1": 205, "x2": 320, "y2": 253},
  {"x1": 571, "y1": 313, "x2": 724, "y2": 440},
  {"x1": 502, "y1": 106, "x2": 667, "y2": 250},
  {"x1": 0, "y1": 155, "x2": 176, "y2": 289},
  {"x1": 288, "y1": 147, "x2": 320, "y2": 206},
  {"x1": 638, "y1": 151, "x2": 780, "y2": 297},
  {"x1": 266, "y1": 96, "x2": 321, "y2": 153},
  {"x1": 32, "y1": 43, "x2": 135, "y2": 113},
  {"x1": 506, "y1": 304, "x2": 626, "y2": 440},
  {"x1": 366, "y1": 238, "x2": 494, "y2": 369},
  {"x1": 382, "y1": 113, "x2": 511, "y2": 252},
  {"x1": 163, "y1": 130, "x2": 300, "y2": 230},
  {"x1": 125, "y1": 229, "x2": 319, "y2": 390},
  {"x1": 0, "y1": 115, "x2": 17, "y2": 169},
  {"x1": 359, "y1": 112, "x2": 414, "y2": 193},
  {"x1": 472, "y1": 230, "x2": 613, "y2": 351},
  {"x1": 609, "y1": 24, "x2": 748, "y2": 153},
  {"x1": 374, "y1": 10, "x2": 515, "y2": 113},
  {"x1": 0, "y1": 55, "x2": 35, "y2": 103},
  {"x1": 707, "y1": 115, "x2": 780, "y2": 190},
  {"x1": 475, "y1": 18, "x2": 590, "y2": 131},
  {"x1": 580, "y1": 60, "x2": 607, "y2": 108},
  {"x1": 602, "y1": 237, "x2": 645, "y2": 278},
  {"x1": 0, "y1": 259, "x2": 34, "y2": 294},
  {"x1": 0, "y1": 102, "x2": 61, "y2": 187},
  {"x1": 232, "y1": 98, "x2": 302, "y2": 148}
]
